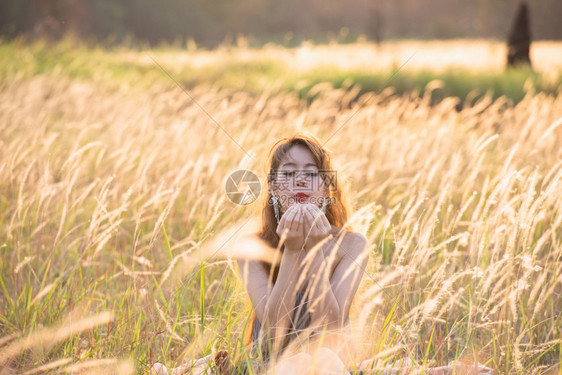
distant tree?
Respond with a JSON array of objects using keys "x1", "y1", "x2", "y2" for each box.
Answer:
[{"x1": 507, "y1": 2, "x2": 532, "y2": 68}]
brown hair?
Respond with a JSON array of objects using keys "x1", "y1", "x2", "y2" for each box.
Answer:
[{"x1": 242, "y1": 131, "x2": 353, "y2": 349}]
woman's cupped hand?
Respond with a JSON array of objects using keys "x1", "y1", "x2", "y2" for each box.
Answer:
[{"x1": 276, "y1": 204, "x2": 332, "y2": 253}]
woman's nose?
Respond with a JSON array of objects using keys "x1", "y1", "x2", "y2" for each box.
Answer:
[{"x1": 295, "y1": 174, "x2": 309, "y2": 187}]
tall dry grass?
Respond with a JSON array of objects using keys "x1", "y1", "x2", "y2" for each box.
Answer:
[{"x1": 0, "y1": 64, "x2": 560, "y2": 374}]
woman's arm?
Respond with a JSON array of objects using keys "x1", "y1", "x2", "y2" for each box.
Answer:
[
  {"x1": 301, "y1": 205, "x2": 369, "y2": 329},
  {"x1": 327, "y1": 232, "x2": 368, "y2": 324},
  {"x1": 301, "y1": 240, "x2": 342, "y2": 329},
  {"x1": 237, "y1": 246, "x2": 305, "y2": 353},
  {"x1": 236, "y1": 205, "x2": 310, "y2": 353},
  {"x1": 302, "y1": 231, "x2": 368, "y2": 329},
  {"x1": 260, "y1": 248, "x2": 305, "y2": 350}
]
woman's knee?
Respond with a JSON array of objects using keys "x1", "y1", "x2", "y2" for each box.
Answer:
[
  {"x1": 311, "y1": 347, "x2": 348, "y2": 374},
  {"x1": 315, "y1": 346, "x2": 336, "y2": 357},
  {"x1": 269, "y1": 351, "x2": 313, "y2": 374},
  {"x1": 287, "y1": 351, "x2": 313, "y2": 362}
]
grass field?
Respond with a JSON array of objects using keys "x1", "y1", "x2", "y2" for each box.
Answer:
[
  {"x1": 1, "y1": 37, "x2": 561, "y2": 105},
  {"x1": 0, "y1": 38, "x2": 561, "y2": 374}
]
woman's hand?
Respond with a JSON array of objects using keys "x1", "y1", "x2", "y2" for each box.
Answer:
[
  {"x1": 275, "y1": 204, "x2": 306, "y2": 251},
  {"x1": 301, "y1": 204, "x2": 332, "y2": 253},
  {"x1": 302, "y1": 204, "x2": 345, "y2": 275}
]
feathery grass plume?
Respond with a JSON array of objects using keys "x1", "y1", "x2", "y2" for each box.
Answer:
[{"x1": 0, "y1": 312, "x2": 113, "y2": 364}]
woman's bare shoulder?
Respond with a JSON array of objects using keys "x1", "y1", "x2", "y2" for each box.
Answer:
[
  {"x1": 331, "y1": 227, "x2": 368, "y2": 252},
  {"x1": 237, "y1": 231, "x2": 261, "y2": 242},
  {"x1": 346, "y1": 230, "x2": 368, "y2": 244},
  {"x1": 235, "y1": 232, "x2": 275, "y2": 269},
  {"x1": 236, "y1": 232, "x2": 272, "y2": 250}
]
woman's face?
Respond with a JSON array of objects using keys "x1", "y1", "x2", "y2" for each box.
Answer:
[{"x1": 271, "y1": 144, "x2": 327, "y2": 215}]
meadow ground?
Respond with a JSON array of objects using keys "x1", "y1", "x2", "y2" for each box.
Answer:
[{"x1": 0, "y1": 38, "x2": 561, "y2": 374}]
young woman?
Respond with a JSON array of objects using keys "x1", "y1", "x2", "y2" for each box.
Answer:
[
  {"x1": 151, "y1": 132, "x2": 368, "y2": 375},
  {"x1": 233, "y1": 132, "x2": 369, "y2": 374}
]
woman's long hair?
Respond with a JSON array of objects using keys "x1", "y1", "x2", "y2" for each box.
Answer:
[{"x1": 242, "y1": 132, "x2": 353, "y2": 349}]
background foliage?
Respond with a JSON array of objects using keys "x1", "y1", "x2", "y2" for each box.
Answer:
[{"x1": 1, "y1": 0, "x2": 562, "y2": 46}]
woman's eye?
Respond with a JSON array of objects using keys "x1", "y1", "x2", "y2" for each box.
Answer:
[
  {"x1": 305, "y1": 171, "x2": 318, "y2": 177},
  {"x1": 281, "y1": 171, "x2": 294, "y2": 177}
]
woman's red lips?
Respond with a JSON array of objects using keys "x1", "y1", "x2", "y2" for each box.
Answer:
[{"x1": 294, "y1": 193, "x2": 309, "y2": 202}]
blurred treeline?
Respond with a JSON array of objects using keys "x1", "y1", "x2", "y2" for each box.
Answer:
[{"x1": 1, "y1": 0, "x2": 561, "y2": 46}]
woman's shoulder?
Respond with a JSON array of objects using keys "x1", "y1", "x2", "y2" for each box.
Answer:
[
  {"x1": 236, "y1": 231, "x2": 272, "y2": 247},
  {"x1": 234, "y1": 232, "x2": 277, "y2": 266},
  {"x1": 330, "y1": 226, "x2": 368, "y2": 251},
  {"x1": 237, "y1": 231, "x2": 261, "y2": 242}
]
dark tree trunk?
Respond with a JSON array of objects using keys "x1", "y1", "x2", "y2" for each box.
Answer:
[{"x1": 507, "y1": 2, "x2": 532, "y2": 68}]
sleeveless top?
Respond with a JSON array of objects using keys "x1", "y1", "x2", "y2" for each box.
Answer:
[
  {"x1": 252, "y1": 286, "x2": 311, "y2": 355},
  {"x1": 237, "y1": 286, "x2": 310, "y2": 375}
]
